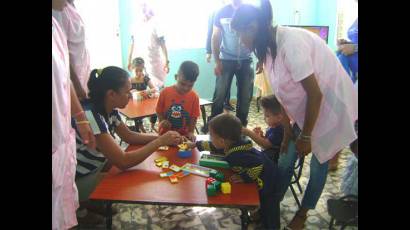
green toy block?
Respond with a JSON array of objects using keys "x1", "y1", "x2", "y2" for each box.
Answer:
[
  {"x1": 212, "y1": 180, "x2": 222, "y2": 190},
  {"x1": 199, "y1": 154, "x2": 230, "y2": 169},
  {"x1": 207, "y1": 184, "x2": 217, "y2": 196},
  {"x1": 211, "y1": 172, "x2": 224, "y2": 181}
]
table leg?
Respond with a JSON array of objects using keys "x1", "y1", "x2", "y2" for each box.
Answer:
[
  {"x1": 240, "y1": 208, "x2": 250, "y2": 230},
  {"x1": 106, "y1": 202, "x2": 112, "y2": 230},
  {"x1": 200, "y1": 105, "x2": 207, "y2": 128}
]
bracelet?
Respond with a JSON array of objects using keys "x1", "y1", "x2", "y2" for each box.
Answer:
[
  {"x1": 74, "y1": 111, "x2": 85, "y2": 118},
  {"x1": 298, "y1": 134, "x2": 311, "y2": 140},
  {"x1": 76, "y1": 120, "x2": 90, "y2": 125}
]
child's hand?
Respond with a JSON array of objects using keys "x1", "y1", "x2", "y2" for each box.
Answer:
[
  {"x1": 159, "y1": 120, "x2": 171, "y2": 130},
  {"x1": 185, "y1": 140, "x2": 196, "y2": 149},
  {"x1": 230, "y1": 174, "x2": 244, "y2": 184},
  {"x1": 185, "y1": 132, "x2": 196, "y2": 142},
  {"x1": 140, "y1": 91, "x2": 149, "y2": 99},
  {"x1": 253, "y1": 127, "x2": 264, "y2": 137}
]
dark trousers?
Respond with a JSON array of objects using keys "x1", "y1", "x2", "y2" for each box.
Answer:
[
  {"x1": 260, "y1": 191, "x2": 281, "y2": 230},
  {"x1": 210, "y1": 59, "x2": 254, "y2": 126}
]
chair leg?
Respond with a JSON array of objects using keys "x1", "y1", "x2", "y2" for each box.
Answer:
[
  {"x1": 293, "y1": 172, "x2": 303, "y2": 194},
  {"x1": 289, "y1": 184, "x2": 301, "y2": 209},
  {"x1": 256, "y1": 96, "x2": 261, "y2": 112}
]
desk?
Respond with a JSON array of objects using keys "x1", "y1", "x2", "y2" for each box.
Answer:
[
  {"x1": 90, "y1": 136, "x2": 259, "y2": 229},
  {"x1": 119, "y1": 97, "x2": 213, "y2": 129}
]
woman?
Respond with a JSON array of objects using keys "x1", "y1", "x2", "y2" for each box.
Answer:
[
  {"x1": 127, "y1": 2, "x2": 170, "y2": 88},
  {"x1": 73, "y1": 66, "x2": 181, "y2": 222},
  {"x1": 52, "y1": 0, "x2": 95, "y2": 229},
  {"x1": 231, "y1": 1, "x2": 358, "y2": 229}
]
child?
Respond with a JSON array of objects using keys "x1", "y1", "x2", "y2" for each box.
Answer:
[
  {"x1": 242, "y1": 95, "x2": 284, "y2": 163},
  {"x1": 192, "y1": 113, "x2": 281, "y2": 230},
  {"x1": 130, "y1": 57, "x2": 158, "y2": 133},
  {"x1": 156, "y1": 61, "x2": 200, "y2": 142}
]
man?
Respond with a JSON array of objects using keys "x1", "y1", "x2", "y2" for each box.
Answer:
[{"x1": 204, "y1": 0, "x2": 254, "y2": 133}]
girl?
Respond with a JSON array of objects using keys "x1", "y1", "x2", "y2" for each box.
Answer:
[
  {"x1": 230, "y1": 1, "x2": 358, "y2": 229},
  {"x1": 73, "y1": 66, "x2": 181, "y2": 221},
  {"x1": 130, "y1": 57, "x2": 158, "y2": 133}
]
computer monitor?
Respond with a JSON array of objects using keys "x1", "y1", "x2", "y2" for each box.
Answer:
[{"x1": 284, "y1": 25, "x2": 330, "y2": 44}]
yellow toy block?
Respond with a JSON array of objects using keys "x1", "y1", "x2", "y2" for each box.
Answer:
[
  {"x1": 155, "y1": 156, "x2": 167, "y2": 163},
  {"x1": 178, "y1": 143, "x2": 188, "y2": 150},
  {"x1": 155, "y1": 162, "x2": 163, "y2": 167},
  {"x1": 221, "y1": 182, "x2": 231, "y2": 194},
  {"x1": 161, "y1": 161, "x2": 169, "y2": 168}
]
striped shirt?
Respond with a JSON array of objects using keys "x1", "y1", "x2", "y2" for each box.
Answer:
[{"x1": 73, "y1": 100, "x2": 122, "y2": 178}]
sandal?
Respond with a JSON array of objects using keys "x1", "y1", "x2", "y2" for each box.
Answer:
[{"x1": 286, "y1": 211, "x2": 307, "y2": 230}]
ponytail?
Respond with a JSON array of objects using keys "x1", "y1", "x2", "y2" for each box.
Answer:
[{"x1": 87, "y1": 66, "x2": 129, "y2": 118}]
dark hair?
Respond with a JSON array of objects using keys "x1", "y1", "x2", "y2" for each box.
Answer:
[
  {"x1": 132, "y1": 57, "x2": 145, "y2": 67},
  {"x1": 87, "y1": 66, "x2": 129, "y2": 118},
  {"x1": 231, "y1": 0, "x2": 277, "y2": 66},
  {"x1": 260, "y1": 94, "x2": 282, "y2": 115},
  {"x1": 178, "y1": 61, "x2": 199, "y2": 82},
  {"x1": 209, "y1": 113, "x2": 242, "y2": 143}
]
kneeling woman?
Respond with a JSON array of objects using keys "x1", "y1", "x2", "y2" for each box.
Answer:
[{"x1": 73, "y1": 66, "x2": 182, "y2": 220}]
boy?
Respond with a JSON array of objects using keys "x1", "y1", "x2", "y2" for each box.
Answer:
[
  {"x1": 242, "y1": 95, "x2": 284, "y2": 163},
  {"x1": 191, "y1": 114, "x2": 281, "y2": 230},
  {"x1": 156, "y1": 61, "x2": 200, "y2": 141}
]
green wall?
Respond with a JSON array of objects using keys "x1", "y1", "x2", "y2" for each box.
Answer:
[{"x1": 118, "y1": 0, "x2": 338, "y2": 100}]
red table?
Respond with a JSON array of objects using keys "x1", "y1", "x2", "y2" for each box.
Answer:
[{"x1": 90, "y1": 137, "x2": 259, "y2": 229}]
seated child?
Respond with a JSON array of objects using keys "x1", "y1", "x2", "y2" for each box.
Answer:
[
  {"x1": 130, "y1": 57, "x2": 158, "y2": 133},
  {"x1": 242, "y1": 95, "x2": 284, "y2": 163},
  {"x1": 191, "y1": 113, "x2": 281, "y2": 230},
  {"x1": 156, "y1": 61, "x2": 200, "y2": 142}
]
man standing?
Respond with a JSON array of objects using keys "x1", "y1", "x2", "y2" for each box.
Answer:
[{"x1": 205, "y1": 0, "x2": 254, "y2": 133}]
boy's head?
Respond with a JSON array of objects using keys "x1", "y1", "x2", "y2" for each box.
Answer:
[
  {"x1": 132, "y1": 57, "x2": 145, "y2": 77},
  {"x1": 260, "y1": 95, "x2": 283, "y2": 128},
  {"x1": 174, "y1": 61, "x2": 199, "y2": 94},
  {"x1": 208, "y1": 113, "x2": 242, "y2": 149}
]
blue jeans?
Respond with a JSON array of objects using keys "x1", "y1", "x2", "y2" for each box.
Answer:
[
  {"x1": 277, "y1": 135, "x2": 329, "y2": 209},
  {"x1": 210, "y1": 59, "x2": 254, "y2": 126}
]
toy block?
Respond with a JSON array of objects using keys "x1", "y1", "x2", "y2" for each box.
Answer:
[
  {"x1": 155, "y1": 156, "x2": 167, "y2": 163},
  {"x1": 206, "y1": 184, "x2": 217, "y2": 196},
  {"x1": 170, "y1": 164, "x2": 181, "y2": 172},
  {"x1": 221, "y1": 182, "x2": 231, "y2": 194},
  {"x1": 160, "y1": 171, "x2": 174, "y2": 178},
  {"x1": 212, "y1": 180, "x2": 222, "y2": 190},
  {"x1": 199, "y1": 154, "x2": 230, "y2": 169},
  {"x1": 169, "y1": 175, "x2": 178, "y2": 183},
  {"x1": 210, "y1": 171, "x2": 225, "y2": 181},
  {"x1": 161, "y1": 161, "x2": 169, "y2": 169},
  {"x1": 158, "y1": 146, "x2": 169, "y2": 151},
  {"x1": 156, "y1": 162, "x2": 163, "y2": 167},
  {"x1": 178, "y1": 150, "x2": 192, "y2": 158}
]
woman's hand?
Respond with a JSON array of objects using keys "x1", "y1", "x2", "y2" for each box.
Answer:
[
  {"x1": 164, "y1": 62, "x2": 170, "y2": 74},
  {"x1": 158, "y1": 131, "x2": 182, "y2": 146},
  {"x1": 77, "y1": 123, "x2": 96, "y2": 150},
  {"x1": 295, "y1": 137, "x2": 312, "y2": 157},
  {"x1": 230, "y1": 174, "x2": 244, "y2": 183}
]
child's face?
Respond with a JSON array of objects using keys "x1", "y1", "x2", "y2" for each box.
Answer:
[
  {"x1": 263, "y1": 109, "x2": 283, "y2": 128},
  {"x1": 209, "y1": 127, "x2": 226, "y2": 150},
  {"x1": 175, "y1": 74, "x2": 195, "y2": 94},
  {"x1": 134, "y1": 65, "x2": 144, "y2": 78}
]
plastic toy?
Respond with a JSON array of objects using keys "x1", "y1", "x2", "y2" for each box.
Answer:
[{"x1": 221, "y1": 182, "x2": 231, "y2": 194}]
